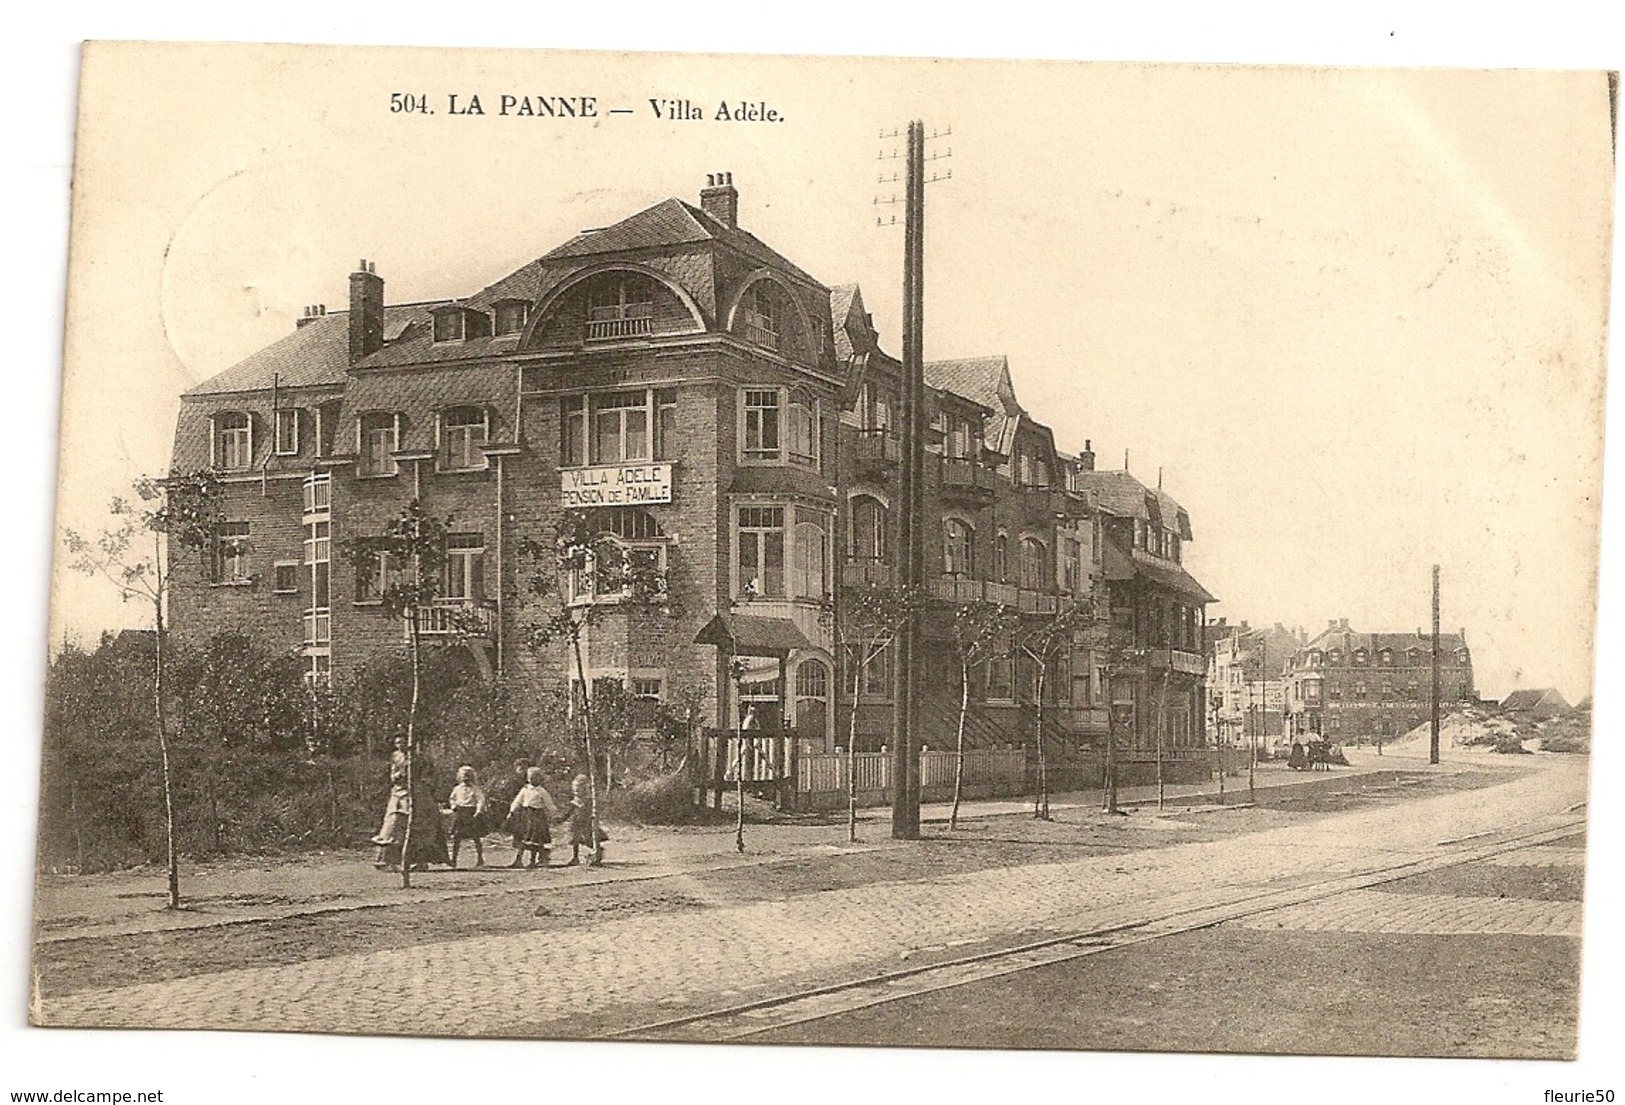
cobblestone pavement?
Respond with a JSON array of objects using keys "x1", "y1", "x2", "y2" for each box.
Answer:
[
  {"x1": 1231, "y1": 888, "x2": 1582, "y2": 936},
  {"x1": 35, "y1": 753, "x2": 1587, "y2": 1037}
]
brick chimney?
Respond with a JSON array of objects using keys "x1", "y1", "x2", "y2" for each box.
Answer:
[
  {"x1": 348, "y1": 259, "x2": 384, "y2": 364},
  {"x1": 700, "y1": 172, "x2": 739, "y2": 228},
  {"x1": 1079, "y1": 439, "x2": 1095, "y2": 472}
]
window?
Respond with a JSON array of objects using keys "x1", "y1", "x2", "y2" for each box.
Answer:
[
  {"x1": 494, "y1": 300, "x2": 529, "y2": 336},
  {"x1": 1019, "y1": 537, "x2": 1047, "y2": 591},
  {"x1": 304, "y1": 653, "x2": 330, "y2": 689},
  {"x1": 1407, "y1": 648, "x2": 1422, "y2": 666},
  {"x1": 431, "y1": 307, "x2": 490, "y2": 343},
  {"x1": 986, "y1": 651, "x2": 1014, "y2": 701},
  {"x1": 303, "y1": 473, "x2": 330, "y2": 515},
  {"x1": 272, "y1": 561, "x2": 300, "y2": 594},
  {"x1": 439, "y1": 406, "x2": 488, "y2": 472},
  {"x1": 216, "y1": 412, "x2": 253, "y2": 471},
  {"x1": 443, "y1": 534, "x2": 486, "y2": 602},
  {"x1": 860, "y1": 382, "x2": 891, "y2": 431},
  {"x1": 1378, "y1": 649, "x2": 1393, "y2": 666},
  {"x1": 358, "y1": 412, "x2": 399, "y2": 477},
  {"x1": 568, "y1": 513, "x2": 667, "y2": 605},
  {"x1": 587, "y1": 275, "x2": 654, "y2": 339},
  {"x1": 738, "y1": 283, "x2": 779, "y2": 349},
  {"x1": 213, "y1": 521, "x2": 250, "y2": 583},
  {"x1": 743, "y1": 389, "x2": 781, "y2": 462},
  {"x1": 849, "y1": 496, "x2": 886, "y2": 560},
  {"x1": 1353, "y1": 649, "x2": 1368, "y2": 665},
  {"x1": 1327, "y1": 681, "x2": 1342, "y2": 700},
  {"x1": 858, "y1": 640, "x2": 897, "y2": 698},
  {"x1": 1062, "y1": 537, "x2": 1082, "y2": 593},
  {"x1": 561, "y1": 396, "x2": 586, "y2": 467},
  {"x1": 631, "y1": 677, "x2": 663, "y2": 701},
  {"x1": 273, "y1": 409, "x2": 300, "y2": 456},
  {"x1": 994, "y1": 532, "x2": 1009, "y2": 582},
  {"x1": 593, "y1": 391, "x2": 650, "y2": 464},
  {"x1": 353, "y1": 542, "x2": 400, "y2": 604},
  {"x1": 1302, "y1": 679, "x2": 1323, "y2": 706},
  {"x1": 792, "y1": 520, "x2": 828, "y2": 600},
  {"x1": 786, "y1": 390, "x2": 818, "y2": 467},
  {"x1": 943, "y1": 519, "x2": 974, "y2": 577},
  {"x1": 1133, "y1": 518, "x2": 1148, "y2": 550},
  {"x1": 945, "y1": 415, "x2": 974, "y2": 460},
  {"x1": 1328, "y1": 649, "x2": 1343, "y2": 665},
  {"x1": 737, "y1": 506, "x2": 785, "y2": 597},
  {"x1": 303, "y1": 512, "x2": 330, "y2": 647},
  {"x1": 1355, "y1": 680, "x2": 1368, "y2": 700},
  {"x1": 655, "y1": 389, "x2": 678, "y2": 461}
]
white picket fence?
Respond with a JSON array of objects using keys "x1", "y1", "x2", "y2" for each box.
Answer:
[{"x1": 795, "y1": 747, "x2": 1025, "y2": 796}]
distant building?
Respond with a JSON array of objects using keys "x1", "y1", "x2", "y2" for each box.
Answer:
[
  {"x1": 1281, "y1": 619, "x2": 1476, "y2": 744},
  {"x1": 1501, "y1": 688, "x2": 1570, "y2": 717},
  {"x1": 1206, "y1": 620, "x2": 1303, "y2": 749}
]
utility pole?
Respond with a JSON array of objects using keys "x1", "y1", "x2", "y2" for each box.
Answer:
[
  {"x1": 1430, "y1": 564, "x2": 1441, "y2": 765},
  {"x1": 891, "y1": 120, "x2": 926, "y2": 839}
]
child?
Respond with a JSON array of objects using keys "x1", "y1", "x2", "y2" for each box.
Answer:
[
  {"x1": 562, "y1": 773, "x2": 607, "y2": 866},
  {"x1": 507, "y1": 767, "x2": 560, "y2": 869},
  {"x1": 446, "y1": 765, "x2": 487, "y2": 869}
]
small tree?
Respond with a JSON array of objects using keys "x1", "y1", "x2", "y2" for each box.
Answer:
[
  {"x1": 947, "y1": 602, "x2": 1021, "y2": 830},
  {"x1": 830, "y1": 583, "x2": 915, "y2": 842},
  {"x1": 340, "y1": 499, "x2": 458, "y2": 889},
  {"x1": 518, "y1": 511, "x2": 672, "y2": 867},
  {"x1": 1018, "y1": 598, "x2": 1098, "y2": 820},
  {"x1": 62, "y1": 471, "x2": 230, "y2": 908}
]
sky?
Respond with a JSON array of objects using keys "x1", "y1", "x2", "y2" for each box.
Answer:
[
  {"x1": 50, "y1": 47, "x2": 1613, "y2": 703},
  {"x1": 9, "y1": 8, "x2": 1625, "y2": 1105}
]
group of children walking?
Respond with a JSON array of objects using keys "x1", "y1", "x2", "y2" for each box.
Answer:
[{"x1": 441, "y1": 760, "x2": 602, "y2": 869}]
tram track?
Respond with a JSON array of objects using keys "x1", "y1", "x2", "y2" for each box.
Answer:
[{"x1": 608, "y1": 818, "x2": 1585, "y2": 1042}]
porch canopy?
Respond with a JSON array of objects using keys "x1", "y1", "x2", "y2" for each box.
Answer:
[{"x1": 694, "y1": 612, "x2": 814, "y2": 657}]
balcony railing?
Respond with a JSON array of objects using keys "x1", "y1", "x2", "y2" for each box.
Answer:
[
  {"x1": 586, "y1": 304, "x2": 653, "y2": 341},
  {"x1": 1147, "y1": 648, "x2": 1207, "y2": 676},
  {"x1": 737, "y1": 309, "x2": 778, "y2": 350},
  {"x1": 1018, "y1": 590, "x2": 1059, "y2": 615},
  {"x1": 852, "y1": 428, "x2": 899, "y2": 467},
  {"x1": 984, "y1": 581, "x2": 1018, "y2": 606},
  {"x1": 842, "y1": 558, "x2": 896, "y2": 589},
  {"x1": 939, "y1": 456, "x2": 996, "y2": 497},
  {"x1": 414, "y1": 600, "x2": 497, "y2": 637}
]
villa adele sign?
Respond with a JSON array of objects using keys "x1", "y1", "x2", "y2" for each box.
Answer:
[{"x1": 561, "y1": 463, "x2": 673, "y2": 507}]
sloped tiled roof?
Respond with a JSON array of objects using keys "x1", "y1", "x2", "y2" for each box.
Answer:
[
  {"x1": 1502, "y1": 688, "x2": 1567, "y2": 711},
  {"x1": 1300, "y1": 627, "x2": 1469, "y2": 656},
  {"x1": 1101, "y1": 534, "x2": 1214, "y2": 601},
  {"x1": 926, "y1": 356, "x2": 1024, "y2": 456},
  {"x1": 542, "y1": 198, "x2": 823, "y2": 288},
  {"x1": 182, "y1": 304, "x2": 447, "y2": 397},
  {"x1": 1074, "y1": 470, "x2": 1151, "y2": 520}
]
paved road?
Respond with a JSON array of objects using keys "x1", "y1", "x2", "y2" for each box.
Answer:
[{"x1": 34, "y1": 751, "x2": 1588, "y2": 1043}]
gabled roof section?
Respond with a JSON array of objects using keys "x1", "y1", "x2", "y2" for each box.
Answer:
[
  {"x1": 1073, "y1": 470, "x2": 1194, "y2": 540},
  {"x1": 1299, "y1": 626, "x2": 1470, "y2": 655},
  {"x1": 926, "y1": 356, "x2": 1026, "y2": 456},
  {"x1": 182, "y1": 304, "x2": 443, "y2": 397},
  {"x1": 1502, "y1": 689, "x2": 1567, "y2": 711},
  {"x1": 541, "y1": 197, "x2": 823, "y2": 288},
  {"x1": 830, "y1": 283, "x2": 870, "y2": 362}
]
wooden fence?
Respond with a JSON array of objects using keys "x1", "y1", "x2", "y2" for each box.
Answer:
[{"x1": 793, "y1": 746, "x2": 1026, "y2": 811}]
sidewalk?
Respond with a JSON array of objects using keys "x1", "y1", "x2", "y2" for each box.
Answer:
[{"x1": 32, "y1": 747, "x2": 1499, "y2": 943}]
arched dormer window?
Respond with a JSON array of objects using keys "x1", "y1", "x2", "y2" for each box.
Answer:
[
  {"x1": 438, "y1": 406, "x2": 489, "y2": 472},
  {"x1": 1019, "y1": 536, "x2": 1047, "y2": 591},
  {"x1": 943, "y1": 518, "x2": 975, "y2": 577},
  {"x1": 1328, "y1": 649, "x2": 1343, "y2": 665},
  {"x1": 850, "y1": 495, "x2": 887, "y2": 560},
  {"x1": 1378, "y1": 648, "x2": 1394, "y2": 666},
  {"x1": 214, "y1": 411, "x2": 254, "y2": 471},
  {"x1": 1407, "y1": 647, "x2": 1422, "y2": 666},
  {"x1": 358, "y1": 412, "x2": 401, "y2": 478},
  {"x1": 1353, "y1": 648, "x2": 1369, "y2": 666}
]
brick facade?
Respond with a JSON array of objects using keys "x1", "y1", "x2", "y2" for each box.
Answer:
[{"x1": 169, "y1": 176, "x2": 1213, "y2": 771}]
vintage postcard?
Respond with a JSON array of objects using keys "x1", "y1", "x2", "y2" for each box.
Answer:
[{"x1": 29, "y1": 36, "x2": 1617, "y2": 1087}]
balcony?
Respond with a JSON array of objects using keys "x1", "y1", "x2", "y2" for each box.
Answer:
[
  {"x1": 1148, "y1": 648, "x2": 1207, "y2": 676},
  {"x1": 737, "y1": 308, "x2": 778, "y2": 350},
  {"x1": 938, "y1": 456, "x2": 996, "y2": 502},
  {"x1": 842, "y1": 558, "x2": 896, "y2": 589},
  {"x1": 415, "y1": 600, "x2": 496, "y2": 637},
  {"x1": 984, "y1": 581, "x2": 1018, "y2": 606},
  {"x1": 586, "y1": 304, "x2": 653, "y2": 341},
  {"x1": 852, "y1": 428, "x2": 899, "y2": 471},
  {"x1": 1018, "y1": 589, "x2": 1058, "y2": 615}
]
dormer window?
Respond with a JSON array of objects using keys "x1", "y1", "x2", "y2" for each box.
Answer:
[
  {"x1": 586, "y1": 276, "x2": 654, "y2": 340},
  {"x1": 1353, "y1": 648, "x2": 1369, "y2": 665},
  {"x1": 214, "y1": 411, "x2": 253, "y2": 471},
  {"x1": 431, "y1": 306, "x2": 491, "y2": 343},
  {"x1": 1378, "y1": 648, "x2": 1393, "y2": 666},
  {"x1": 273, "y1": 408, "x2": 300, "y2": 456},
  {"x1": 358, "y1": 412, "x2": 401, "y2": 477},
  {"x1": 439, "y1": 406, "x2": 489, "y2": 472},
  {"x1": 494, "y1": 299, "x2": 529, "y2": 336},
  {"x1": 1328, "y1": 649, "x2": 1343, "y2": 665}
]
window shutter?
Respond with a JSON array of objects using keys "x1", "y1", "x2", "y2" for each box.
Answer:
[{"x1": 209, "y1": 413, "x2": 218, "y2": 469}]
